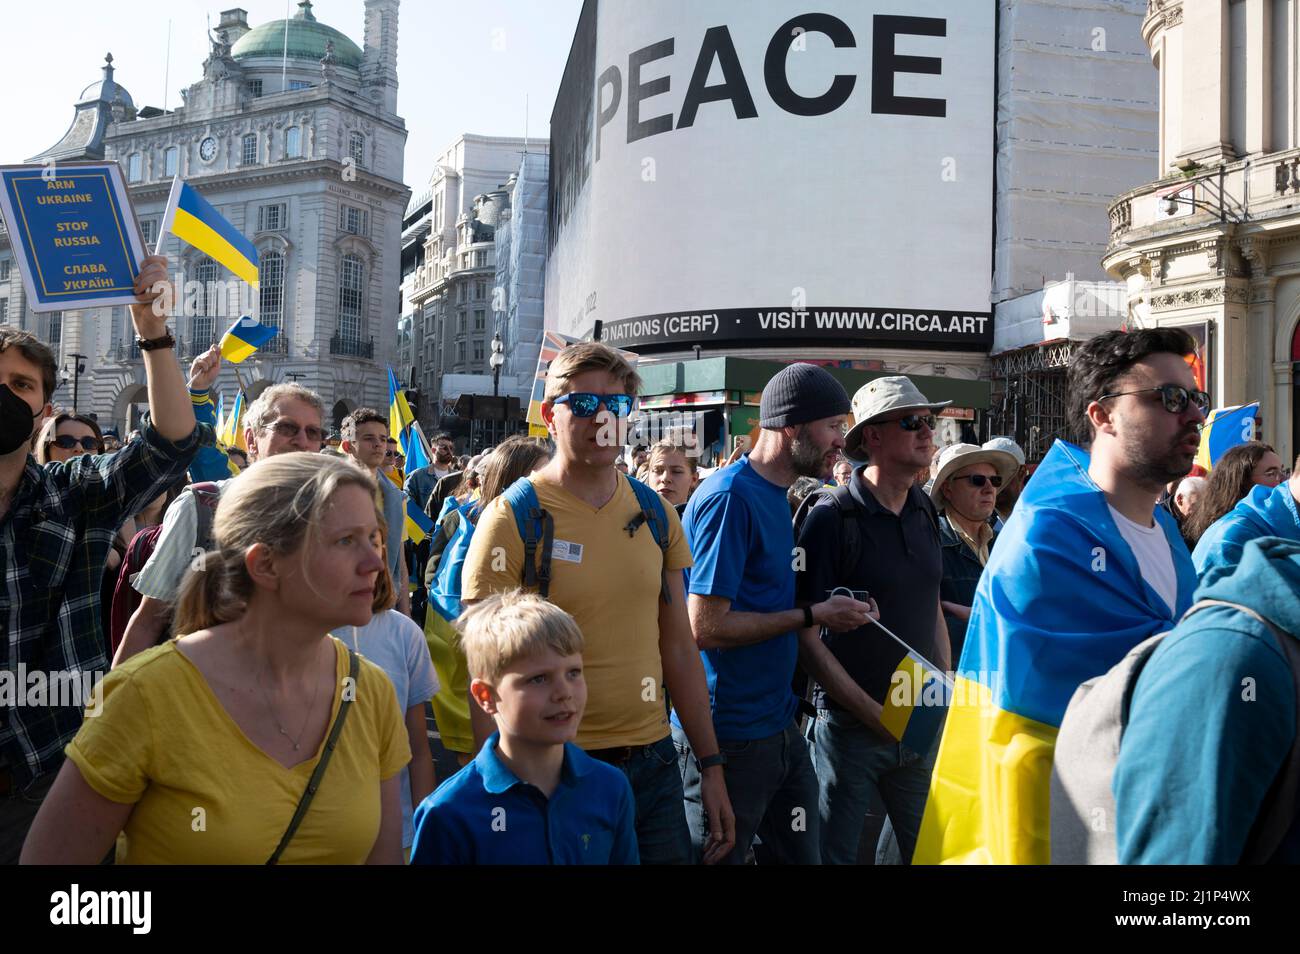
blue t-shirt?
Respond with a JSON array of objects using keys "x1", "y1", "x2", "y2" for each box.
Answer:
[
  {"x1": 677, "y1": 455, "x2": 799, "y2": 741},
  {"x1": 409, "y1": 734, "x2": 639, "y2": 865}
]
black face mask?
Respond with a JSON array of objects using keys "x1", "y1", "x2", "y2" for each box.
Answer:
[{"x1": 0, "y1": 384, "x2": 42, "y2": 456}]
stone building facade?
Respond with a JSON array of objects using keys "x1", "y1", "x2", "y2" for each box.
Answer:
[
  {"x1": 2, "y1": 1, "x2": 408, "y2": 434},
  {"x1": 1105, "y1": 0, "x2": 1300, "y2": 463},
  {"x1": 401, "y1": 135, "x2": 548, "y2": 429}
]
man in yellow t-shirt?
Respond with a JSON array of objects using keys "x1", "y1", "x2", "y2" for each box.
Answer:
[{"x1": 461, "y1": 342, "x2": 735, "y2": 865}]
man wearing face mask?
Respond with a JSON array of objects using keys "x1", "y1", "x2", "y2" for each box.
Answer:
[{"x1": 0, "y1": 255, "x2": 205, "y2": 863}]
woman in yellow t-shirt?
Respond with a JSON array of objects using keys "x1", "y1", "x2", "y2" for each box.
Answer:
[{"x1": 21, "y1": 453, "x2": 410, "y2": 865}]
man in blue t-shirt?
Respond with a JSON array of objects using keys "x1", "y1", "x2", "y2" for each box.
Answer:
[{"x1": 674, "y1": 363, "x2": 874, "y2": 864}]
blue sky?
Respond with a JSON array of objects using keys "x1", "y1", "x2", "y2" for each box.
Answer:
[{"x1": 2, "y1": 0, "x2": 584, "y2": 185}]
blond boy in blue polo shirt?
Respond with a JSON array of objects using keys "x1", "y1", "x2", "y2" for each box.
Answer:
[{"x1": 410, "y1": 591, "x2": 638, "y2": 865}]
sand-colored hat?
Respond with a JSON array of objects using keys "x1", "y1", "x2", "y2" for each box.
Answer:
[
  {"x1": 844, "y1": 376, "x2": 951, "y2": 461},
  {"x1": 929, "y1": 443, "x2": 1019, "y2": 511}
]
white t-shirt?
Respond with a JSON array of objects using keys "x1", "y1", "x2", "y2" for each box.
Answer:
[
  {"x1": 332, "y1": 610, "x2": 440, "y2": 849},
  {"x1": 1108, "y1": 504, "x2": 1178, "y2": 615}
]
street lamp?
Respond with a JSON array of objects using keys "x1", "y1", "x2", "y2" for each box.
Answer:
[
  {"x1": 490, "y1": 331, "x2": 504, "y2": 397},
  {"x1": 60, "y1": 352, "x2": 87, "y2": 413}
]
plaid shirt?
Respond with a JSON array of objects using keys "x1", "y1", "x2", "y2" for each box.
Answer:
[{"x1": 0, "y1": 421, "x2": 209, "y2": 786}]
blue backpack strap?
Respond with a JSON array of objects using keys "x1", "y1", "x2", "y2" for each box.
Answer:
[
  {"x1": 625, "y1": 474, "x2": 673, "y2": 605},
  {"x1": 501, "y1": 476, "x2": 554, "y2": 598}
]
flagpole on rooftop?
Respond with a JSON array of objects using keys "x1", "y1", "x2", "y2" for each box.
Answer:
[{"x1": 281, "y1": 0, "x2": 290, "y2": 94}]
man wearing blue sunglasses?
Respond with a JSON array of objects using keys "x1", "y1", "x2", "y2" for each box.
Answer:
[{"x1": 462, "y1": 342, "x2": 735, "y2": 864}]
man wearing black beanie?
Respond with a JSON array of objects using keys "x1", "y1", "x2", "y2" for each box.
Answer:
[{"x1": 672, "y1": 362, "x2": 876, "y2": 864}]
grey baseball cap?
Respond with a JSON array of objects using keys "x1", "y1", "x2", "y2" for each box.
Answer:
[{"x1": 844, "y1": 376, "x2": 951, "y2": 462}]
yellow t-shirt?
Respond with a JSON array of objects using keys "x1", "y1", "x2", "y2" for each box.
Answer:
[
  {"x1": 461, "y1": 474, "x2": 693, "y2": 749},
  {"x1": 65, "y1": 638, "x2": 410, "y2": 865}
]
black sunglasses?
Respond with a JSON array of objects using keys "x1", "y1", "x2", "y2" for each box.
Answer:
[
  {"x1": 891, "y1": 414, "x2": 937, "y2": 432},
  {"x1": 952, "y1": 474, "x2": 1003, "y2": 489},
  {"x1": 1098, "y1": 384, "x2": 1210, "y2": 415},
  {"x1": 49, "y1": 435, "x2": 101, "y2": 452}
]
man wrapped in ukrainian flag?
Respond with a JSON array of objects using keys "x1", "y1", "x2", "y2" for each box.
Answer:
[{"x1": 914, "y1": 328, "x2": 1205, "y2": 864}]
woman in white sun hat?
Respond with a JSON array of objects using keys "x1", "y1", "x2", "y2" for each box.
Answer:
[{"x1": 930, "y1": 443, "x2": 1019, "y2": 664}]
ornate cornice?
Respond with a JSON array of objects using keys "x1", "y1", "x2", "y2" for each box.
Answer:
[{"x1": 1149, "y1": 284, "x2": 1249, "y2": 312}]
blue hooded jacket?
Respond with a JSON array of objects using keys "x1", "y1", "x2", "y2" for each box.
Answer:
[
  {"x1": 1192, "y1": 480, "x2": 1300, "y2": 577},
  {"x1": 1116, "y1": 536, "x2": 1300, "y2": 863}
]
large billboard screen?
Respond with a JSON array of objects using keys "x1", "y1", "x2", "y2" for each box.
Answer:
[{"x1": 547, "y1": 1, "x2": 996, "y2": 352}]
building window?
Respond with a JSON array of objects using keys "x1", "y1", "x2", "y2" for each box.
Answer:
[
  {"x1": 474, "y1": 309, "x2": 485, "y2": 331},
  {"x1": 241, "y1": 133, "x2": 257, "y2": 166},
  {"x1": 248, "y1": 79, "x2": 263, "y2": 98},
  {"x1": 349, "y1": 132, "x2": 365, "y2": 168},
  {"x1": 457, "y1": 283, "x2": 466, "y2": 303},
  {"x1": 339, "y1": 254, "x2": 364, "y2": 340},
  {"x1": 139, "y1": 219, "x2": 156, "y2": 246},
  {"x1": 164, "y1": 147, "x2": 178, "y2": 177},
  {"x1": 474, "y1": 280, "x2": 486, "y2": 300},
  {"x1": 457, "y1": 341, "x2": 465, "y2": 364},
  {"x1": 285, "y1": 127, "x2": 301, "y2": 159},
  {"x1": 340, "y1": 205, "x2": 368, "y2": 236},
  {"x1": 0, "y1": 259, "x2": 9, "y2": 280},
  {"x1": 193, "y1": 257, "x2": 218, "y2": 346},
  {"x1": 49, "y1": 312, "x2": 62, "y2": 345},
  {"x1": 0, "y1": 299, "x2": 7, "y2": 323},
  {"x1": 433, "y1": 191, "x2": 443, "y2": 231},
  {"x1": 260, "y1": 250, "x2": 284, "y2": 334},
  {"x1": 258, "y1": 203, "x2": 286, "y2": 232},
  {"x1": 128, "y1": 153, "x2": 142, "y2": 182},
  {"x1": 289, "y1": 79, "x2": 311, "y2": 91},
  {"x1": 456, "y1": 312, "x2": 466, "y2": 334},
  {"x1": 473, "y1": 339, "x2": 484, "y2": 363}
]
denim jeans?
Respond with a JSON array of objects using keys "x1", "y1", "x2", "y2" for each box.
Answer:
[
  {"x1": 608, "y1": 734, "x2": 694, "y2": 865},
  {"x1": 814, "y1": 708, "x2": 937, "y2": 865},
  {"x1": 673, "y1": 720, "x2": 820, "y2": 865},
  {"x1": 0, "y1": 772, "x2": 55, "y2": 865}
]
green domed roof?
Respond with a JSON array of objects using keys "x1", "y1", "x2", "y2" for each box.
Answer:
[{"x1": 231, "y1": 1, "x2": 363, "y2": 70}]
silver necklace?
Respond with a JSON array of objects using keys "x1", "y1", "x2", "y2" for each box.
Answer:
[{"x1": 256, "y1": 646, "x2": 324, "y2": 752}]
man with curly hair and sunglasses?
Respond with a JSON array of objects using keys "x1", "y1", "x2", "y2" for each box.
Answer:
[
  {"x1": 460, "y1": 341, "x2": 735, "y2": 865},
  {"x1": 916, "y1": 327, "x2": 1205, "y2": 865}
]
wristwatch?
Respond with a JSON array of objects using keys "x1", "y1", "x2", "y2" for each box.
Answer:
[
  {"x1": 136, "y1": 327, "x2": 176, "y2": 351},
  {"x1": 697, "y1": 752, "x2": 727, "y2": 772}
]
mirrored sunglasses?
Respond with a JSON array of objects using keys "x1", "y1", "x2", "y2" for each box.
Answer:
[{"x1": 553, "y1": 392, "x2": 635, "y2": 418}]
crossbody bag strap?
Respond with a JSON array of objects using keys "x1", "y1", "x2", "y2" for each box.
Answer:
[{"x1": 266, "y1": 647, "x2": 361, "y2": 865}]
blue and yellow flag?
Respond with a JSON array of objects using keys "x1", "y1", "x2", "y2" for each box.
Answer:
[
  {"x1": 220, "y1": 315, "x2": 278, "y2": 364},
  {"x1": 880, "y1": 647, "x2": 951, "y2": 756},
  {"x1": 159, "y1": 177, "x2": 259, "y2": 287},
  {"x1": 914, "y1": 441, "x2": 1198, "y2": 864},
  {"x1": 217, "y1": 389, "x2": 248, "y2": 454},
  {"x1": 1194, "y1": 402, "x2": 1260, "y2": 471},
  {"x1": 387, "y1": 366, "x2": 430, "y2": 475},
  {"x1": 404, "y1": 495, "x2": 435, "y2": 545}
]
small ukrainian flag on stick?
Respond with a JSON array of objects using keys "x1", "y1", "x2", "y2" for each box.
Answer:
[
  {"x1": 220, "y1": 315, "x2": 278, "y2": 364},
  {"x1": 157, "y1": 177, "x2": 260, "y2": 287}
]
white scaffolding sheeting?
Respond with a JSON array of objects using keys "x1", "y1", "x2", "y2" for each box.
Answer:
[{"x1": 994, "y1": 0, "x2": 1158, "y2": 303}]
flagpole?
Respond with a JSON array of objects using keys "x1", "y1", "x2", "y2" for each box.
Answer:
[
  {"x1": 828, "y1": 587, "x2": 954, "y2": 688},
  {"x1": 155, "y1": 176, "x2": 182, "y2": 257}
]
